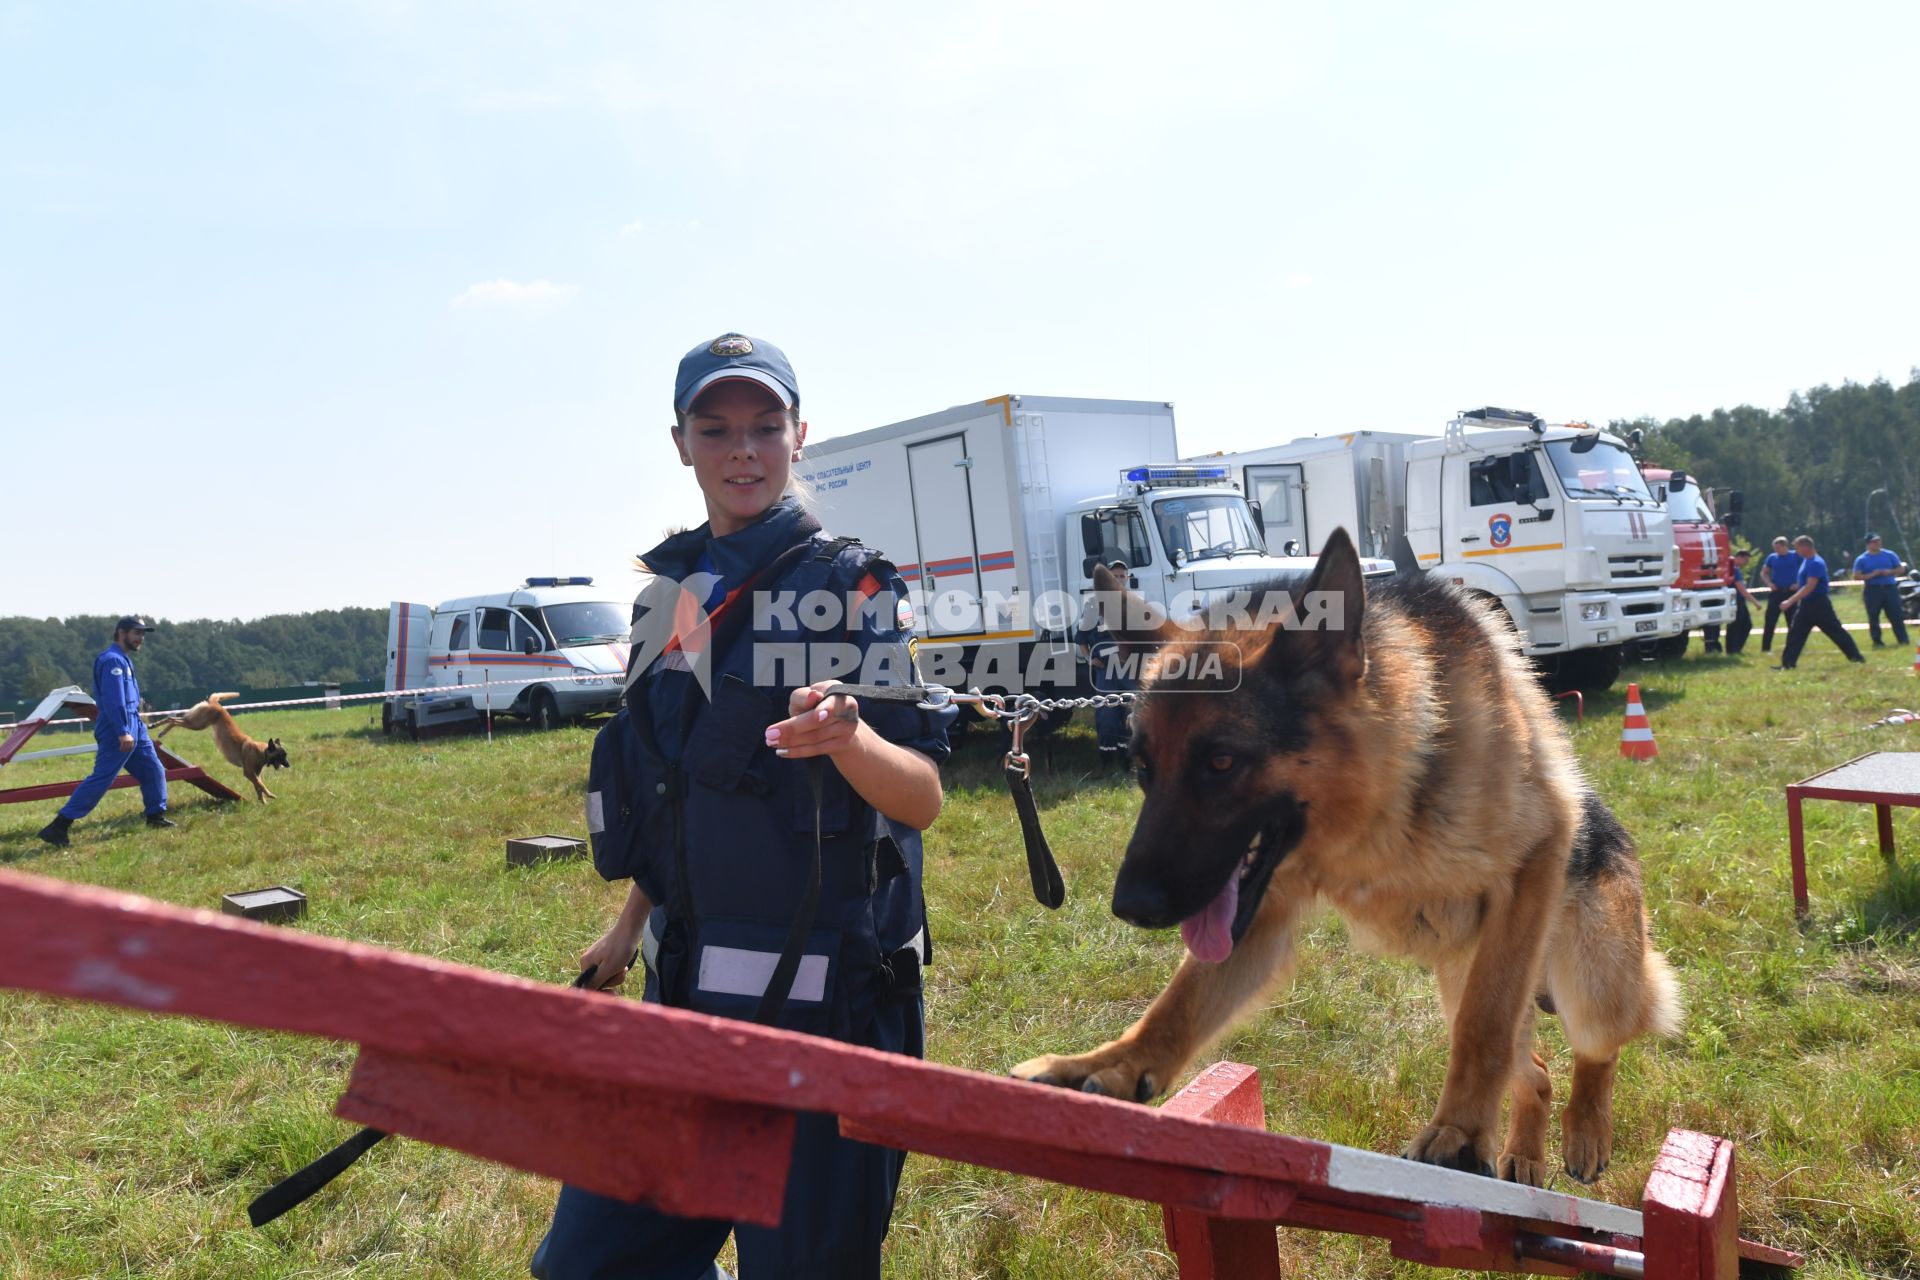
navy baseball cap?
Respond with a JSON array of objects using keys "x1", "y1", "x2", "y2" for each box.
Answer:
[
  {"x1": 1866, "y1": 532, "x2": 1884, "y2": 543},
  {"x1": 115, "y1": 615, "x2": 154, "y2": 632},
  {"x1": 674, "y1": 333, "x2": 799, "y2": 415}
]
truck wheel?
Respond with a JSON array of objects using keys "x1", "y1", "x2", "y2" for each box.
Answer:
[
  {"x1": 1653, "y1": 632, "x2": 1690, "y2": 661},
  {"x1": 406, "y1": 709, "x2": 421, "y2": 742},
  {"x1": 1569, "y1": 644, "x2": 1625, "y2": 693},
  {"x1": 530, "y1": 689, "x2": 562, "y2": 731},
  {"x1": 381, "y1": 702, "x2": 393, "y2": 735}
]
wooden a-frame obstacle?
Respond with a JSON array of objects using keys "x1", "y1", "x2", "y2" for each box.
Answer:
[
  {"x1": 0, "y1": 686, "x2": 242, "y2": 807},
  {"x1": 0, "y1": 867, "x2": 1804, "y2": 1279}
]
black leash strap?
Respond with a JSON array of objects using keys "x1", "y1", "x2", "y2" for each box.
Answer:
[
  {"x1": 246, "y1": 955, "x2": 631, "y2": 1228},
  {"x1": 1003, "y1": 757, "x2": 1065, "y2": 909},
  {"x1": 820, "y1": 682, "x2": 1065, "y2": 911},
  {"x1": 752, "y1": 759, "x2": 825, "y2": 1025}
]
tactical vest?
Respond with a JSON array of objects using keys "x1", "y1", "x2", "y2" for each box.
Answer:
[{"x1": 587, "y1": 533, "x2": 928, "y2": 1040}]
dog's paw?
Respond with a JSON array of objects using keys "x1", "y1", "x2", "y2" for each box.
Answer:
[
  {"x1": 1561, "y1": 1127, "x2": 1612, "y2": 1184},
  {"x1": 1010, "y1": 1052, "x2": 1160, "y2": 1104},
  {"x1": 1497, "y1": 1150, "x2": 1549, "y2": 1188},
  {"x1": 1404, "y1": 1123, "x2": 1496, "y2": 1179}
]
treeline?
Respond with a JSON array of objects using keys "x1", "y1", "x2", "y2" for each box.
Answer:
[
  {"x1": 1628, "y1": 371, "x2": 1920, "y2": 563},
  {"x1": 0, "y1": 609, "x2": 386, "y2": 707}
]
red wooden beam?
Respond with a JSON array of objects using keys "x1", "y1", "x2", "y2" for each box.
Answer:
[
  {"x1": 1159, "y1": 1064, "x2": 1283, "y2": 1280},
  {"x1": 0, "y1": 868, "x2": 1805, "y2": 1276},
  {"x1": 1641, "y1": 1129, "x2": 1738, "y2": 1280},
  {"x1": 342, "y1": 1046, "x2": 795, "y2": 1225}
]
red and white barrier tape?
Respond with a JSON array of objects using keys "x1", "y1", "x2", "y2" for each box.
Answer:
[{"x1": 10, "y1": 672, "x2": 623, "y2": 731}]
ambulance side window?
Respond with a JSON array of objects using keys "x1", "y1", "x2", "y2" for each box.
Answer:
[
  {"x1": 476, "y1": 607, "x2": 514, "y2": 652},
  {"x1": 447, "y1": 615, "x2": 471, "y2": 651}
]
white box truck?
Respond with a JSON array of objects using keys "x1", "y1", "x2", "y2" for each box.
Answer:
[
  {"x1": 800, "y1": 394, "x2": 1388, "y2": 699},
  {"x1": 1200, "y1": 408, "x2": 1677, "y2": 690},
  {"x1": 383, "y1": 577, "x2": 631, "y2": 737}
]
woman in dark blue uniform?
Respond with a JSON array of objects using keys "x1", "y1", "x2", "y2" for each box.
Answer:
[{"x1": 532, "y1": 334, "x2": 951, "y2": 1280}]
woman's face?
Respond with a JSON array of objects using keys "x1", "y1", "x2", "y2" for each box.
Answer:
[{"x1": 674, "y1": 380, "x2": 807, "y2": 537}]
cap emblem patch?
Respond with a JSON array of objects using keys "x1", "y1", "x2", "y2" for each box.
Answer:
[{"x1": 709, "y1": 334, "x2": 754, "y2": 357}]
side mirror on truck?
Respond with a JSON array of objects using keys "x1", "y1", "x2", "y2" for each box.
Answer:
[
  {"x1": 521, "y1": 636, "x2": 543, "y2": 655},
  {"x1": 1668, "y1": 470, "x2": 1689, "y2": 493}
]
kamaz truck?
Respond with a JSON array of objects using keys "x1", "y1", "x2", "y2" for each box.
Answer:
[{"x1": 1201, "y1": 408, "x2": 1677, "y2": 691}]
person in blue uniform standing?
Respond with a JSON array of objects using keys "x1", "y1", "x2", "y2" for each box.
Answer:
[
  {"x1": 1074, "y1": 560, "x2": 1138, "y2": 769},
  {"x1": 37, "y1": 615, "x2": 174, "y2": 847},
  {"x1": 531, "y1": 334, "x2": 952, "y2": 1280},
  {"x1": 1759, "y1": 535, "x2": 1799, "y2": 653},
  {"x1": 1852, "y1": 532, "x2": 1909, "y2": 648},
  {"x1": 1777, "y1": 534, "x2": 1866, "y2": 669}
]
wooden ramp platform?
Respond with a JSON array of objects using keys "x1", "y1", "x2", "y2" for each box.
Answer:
[
  {"x1": 0, "y1": 686, "x2": 242, "y2": 806},
  {"x1": 0, "y1": 868, "x2": 1803, "y2": 1278}
]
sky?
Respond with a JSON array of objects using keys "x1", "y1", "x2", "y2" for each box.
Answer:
[{"x1": 4, "y1": 1, "x2": 1918, "y2": 621}]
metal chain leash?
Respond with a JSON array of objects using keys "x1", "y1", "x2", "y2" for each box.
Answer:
[{"x1": 914, "y1": 686, "x2": 1139, "y2": 779}]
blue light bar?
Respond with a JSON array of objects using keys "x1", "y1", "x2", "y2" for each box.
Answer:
[
  {"x1": 524, "y1": 576, "x2": 595, "y2": 588},
  {"x1": 1123, "y1": 464, "x2": 1230, "y2": 485}
]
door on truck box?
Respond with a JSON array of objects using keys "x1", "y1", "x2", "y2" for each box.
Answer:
[
  {"x1": 907, "y1": 433, "x2": 985, "y2": 636},
  {"x1": 386, "y1": 602, "x2": 431, "y2": 692},
  {"x1": 1243, "y1": 464, "x2": 1305, "y2": 554}
]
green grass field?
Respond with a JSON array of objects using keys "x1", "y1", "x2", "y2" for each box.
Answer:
[{"x1": 2, "y1": 598, "x2": 1916, "y2": 1279}]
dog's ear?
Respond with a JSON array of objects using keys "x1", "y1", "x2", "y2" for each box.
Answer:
[
  {"x1": 1264, "y1": 527, "x2": 1367, "y2": 687},
  {"x1": 1090, "y1": 562, "x2": 1183, "y2": 648}
]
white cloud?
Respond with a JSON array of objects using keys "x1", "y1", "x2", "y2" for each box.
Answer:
[
  {"x1": 450, "y1": 278, "x2": 576, "y2": 308},
  {"x1": 619, "y1": 219, "x2": 645, "y2": 235}
]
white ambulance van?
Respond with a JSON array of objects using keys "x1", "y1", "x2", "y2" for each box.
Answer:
[{"x1": 384, "y1": 577, "x2": 630, "y2": 736}]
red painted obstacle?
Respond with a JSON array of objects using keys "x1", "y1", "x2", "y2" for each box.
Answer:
[
  {"x1": 0, "y1": 868, "x2": 1802, "y2": 1278},
  {"x1": 0, "y1": 687, "x2": 242, "y2": 807}
]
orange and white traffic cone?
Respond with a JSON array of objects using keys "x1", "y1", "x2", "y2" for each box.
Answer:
[{"x1": 1620, "y1": 683, "x2": 1658, "y2": 761}]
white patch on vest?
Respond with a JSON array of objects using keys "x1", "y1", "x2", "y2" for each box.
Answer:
[
  {"x1": 697, "y1": 946, "x2": 829, "y2": 1003},
  {"x1": 586, "y1": 790, "x2": 605, "y2": 834}
]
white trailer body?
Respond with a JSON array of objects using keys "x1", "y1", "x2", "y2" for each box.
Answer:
[
  {"x1": 382, "y1": 579, "x2": 631, "y2": 734},
  {"x1": 1203, "y1": 413, "x2": 1678, "y2": 687},
  {"x1": 802, "y1": 395, "x2": 1377, "y2": 697}
]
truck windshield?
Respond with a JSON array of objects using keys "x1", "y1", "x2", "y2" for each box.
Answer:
[
  {"x1": 539, "y1": 602, "x2": 630, "y2": 645},
  {"x1": 1666, "y1": 484, "x2": 1715, "y2": 523},
  {"x1": 1543, "y1": 439, "x2": 1655, "y2": 502},
  {"x1": 1151, "y1": 494, "x2": 1264, "y2": 563}
]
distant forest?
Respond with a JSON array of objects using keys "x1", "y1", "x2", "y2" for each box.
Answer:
[
  {"x1": 4, "y1": 371, "x2": 1917, "y2": 706},
  {"x1": 0, "y1": 610, "x2": 386, "y2": 707},
  {"x1": 1629, "y1": 371, "x2": 1920, "y2": 563}
]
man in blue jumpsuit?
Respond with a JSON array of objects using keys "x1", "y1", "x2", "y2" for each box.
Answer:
[
  {"x1": 37, "y1": 615, "x2": 174, "y2": 847},
  {"x1": 1777, "y1": 536, "x2": 1866, "y2": 670},
  {"x1": 1852, "y1": 532, "x2": 1909, "y2": 648}
]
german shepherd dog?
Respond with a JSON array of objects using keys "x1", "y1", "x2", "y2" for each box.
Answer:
[
  {"x1": 1013, "y1": 530, "x2": 1679, "y2": 1186},
  {"x1": 155, "y1": 693, "x2": 290, "y2": 803}
]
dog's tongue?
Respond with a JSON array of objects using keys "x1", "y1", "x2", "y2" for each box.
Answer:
[{"x1": 1179, "y1": 874, "x2": 1239, "y2": 964}]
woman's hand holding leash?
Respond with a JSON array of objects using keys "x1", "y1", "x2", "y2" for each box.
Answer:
[
  {"x1": 766, "y1": 682, "x2": 863, "y2": 760},
  {"x1": 769, "y1": 681, "x2": 943, "y2": 831}
]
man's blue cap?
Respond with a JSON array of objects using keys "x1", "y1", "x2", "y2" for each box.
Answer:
[
  {"x1": 1866, "y1": 532, "x2": 1884, "y2": 543},
  {"x1": 115, "y1": 615, "x2": 154, "y2": 632},
  {"x1": 674, "y1": 333, "x2": 799, "y2": 416}
]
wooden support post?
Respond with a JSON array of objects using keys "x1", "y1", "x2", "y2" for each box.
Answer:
[
  {"x1": 1160, "y1": 1063, "x2": 1283, "y2": 1280},
  {"x1": 1641, "y1": 1129, "x2": 1738, "y2": 1280},
  {"x1": 1787, "y1": 789, "x2": 1809, "y2": 918},
  {"x1": 1876, "y1": 802, "x2": 1896, "y2": 859}
]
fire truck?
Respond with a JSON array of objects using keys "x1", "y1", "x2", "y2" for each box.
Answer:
[{"x1": 1639, "y1": 466, "x2": 1741, "y2": 659}]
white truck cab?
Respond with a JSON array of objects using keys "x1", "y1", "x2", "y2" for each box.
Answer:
[
  {"x1": 384, "y1": 577, "x2": 630, "y2": 736},
  {"x1": 1066, "y1": 463, "x2": 1390, "y2": 617},
  {"x1": 1207, "y1": 408, "x2": 1677, "y2": 690}
]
